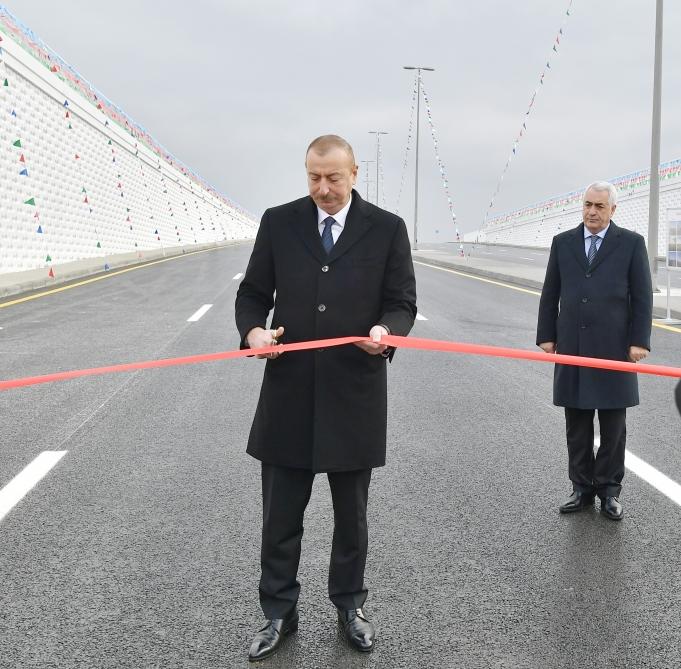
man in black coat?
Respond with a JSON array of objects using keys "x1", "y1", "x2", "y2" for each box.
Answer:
[
  {"x1": 236, "y1": 135, "x2": 416, "y2": 661},
  {"x1": 537, "y1": 181, "x2": 652, "y2": 520}
]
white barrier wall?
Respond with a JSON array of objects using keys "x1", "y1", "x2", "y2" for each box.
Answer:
[
  {"x1": 0, "y1": 11, "x2": 257, "y2": 277},
  {"x1": 478, "y1": 161, "x2": 681, "y2": 254}
]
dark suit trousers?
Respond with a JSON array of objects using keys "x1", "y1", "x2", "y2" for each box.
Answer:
[
  {"x1": 259, "y1": 463, "x2": 371, "y2": 619},
  {"x1": 564, "y1": 407, "x2": 627, "y2": 497}
]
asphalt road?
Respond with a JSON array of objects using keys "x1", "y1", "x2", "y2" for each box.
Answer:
[{"x1": 1, "y1": 244, "x2": 680, "y2": 668}]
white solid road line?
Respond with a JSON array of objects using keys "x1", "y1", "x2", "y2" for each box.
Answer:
[
  {"x1": 416, "y1": 313, "x2": 428, "y2": 321},
  {"x1": 187, "y1": 304, "x2": 213, "y2": 322},
  {"x1": 0, "y1": 451, "x2": 67, "y2": 523},
  {"x1": 232, "y1": 272, "x2": 244, "y2": 280},
  {"x1": 594, "y1": 437, "x2": 681, "y2": 507}
]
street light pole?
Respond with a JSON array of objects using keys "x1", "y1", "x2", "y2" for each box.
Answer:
[
  {"x1": 368, "y1": 131, "x2": 388, "y2": 206},
  {"x1": 360, "y1": 160, "x2": 375, "y2": 201},
  {"x1": 403, "y1": 66, "x2": 434, "y2": 251},
  {"x1": 648, "y1": 0, "x2": 663, "y2": 291}
]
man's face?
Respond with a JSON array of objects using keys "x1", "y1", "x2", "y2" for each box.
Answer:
[
  {"x1": 583, "y1": 188, "x2": 616, "y2": 234},
  {"x1": 306, "y1": 147, "x2": 358, "y2": 215}
]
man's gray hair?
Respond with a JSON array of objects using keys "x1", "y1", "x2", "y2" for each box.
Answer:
[{"x1": 584, "y1": 181, "x2": 618, "y2": 206}]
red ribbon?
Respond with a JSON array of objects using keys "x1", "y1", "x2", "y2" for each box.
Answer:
[{"x1": 1, "y1": 335, "x2": 679, "y2": 392}]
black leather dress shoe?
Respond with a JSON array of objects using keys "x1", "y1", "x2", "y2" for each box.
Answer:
[
  {"x1": 559, "y1": 491, "x2": 595, "y2": 513},
  {"x1": 601, "y1": 496, "x2": 623, "y2": 520},
  {"x1": 248, "y1": 608, "x2": 298, "y2": 662},
  {"x1": 338, "y1": 608, "x2": 375, "y2": 652}
]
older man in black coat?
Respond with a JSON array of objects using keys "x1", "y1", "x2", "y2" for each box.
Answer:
[
  {"x1": 537, "y1": 181, "x2": 652, "y2": 520},
  {"x1": 236, "y1": 135, "x2": 416, "y2": 661}
]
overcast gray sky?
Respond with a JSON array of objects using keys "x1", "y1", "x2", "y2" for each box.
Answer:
[{"x1": 7, "y1": 1, "x2": 681, "y2": 241}]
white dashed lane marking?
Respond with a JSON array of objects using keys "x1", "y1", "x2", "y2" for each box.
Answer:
[
  {"x1": 0, "y1": 451, "x2": 68, "y2": 523},
  {"x1": 187, "y1": 304, "x2": 213, "y2": 322}
]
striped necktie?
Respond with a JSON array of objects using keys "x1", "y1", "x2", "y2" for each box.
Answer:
[
  {"x1": 321, "y1": 216, "x2": 335, "y2": 254},
  {"x1": 587, "y1": 234, "x2": 599, "y2": 265}
]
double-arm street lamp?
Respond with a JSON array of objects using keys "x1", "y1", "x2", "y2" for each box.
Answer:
[{"x1": 403, "y1": 66, "x2": 434, "y2": 251}]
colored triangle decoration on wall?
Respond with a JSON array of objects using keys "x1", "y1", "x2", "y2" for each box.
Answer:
[
  {"x1": 24, "y1": 197, "x2": 36, "y2": 205},
  {"x1": 19, "y1": 154, "x2": 25, "y2": 162},
  {"x1": 63, "y1": 100, "x2": 69, "y2": 107},
  {"x1": 36, "y1": 225, "x2": 43, "y2": 233},
  {"x1": 46, "y1": 254, "x2": 52, "y2": 262},
  {"x1": 13, "y1": 139, "x2": 21, "y2": 147},
  {"x1": 96, "y1": 241, "x2": 101, "y2": 248},
  {"x1": 48, "y1": 268, "x2": 55, "y2": 278},
  {"x1": 10, "y1": 110, "x2": 16, "y2": 117},
  {"x1": 19, "y1": 168, "x2": 28, "y2": 176},
  {"x1": 3, "y1": 79, "x2": 8, "y2": 87}
]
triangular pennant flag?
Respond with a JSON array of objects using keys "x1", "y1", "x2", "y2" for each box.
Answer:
[
  {"x1": 154, "y1": 229, "x2": 158, "y2": 235},
  {"x1": 46, "y1": 254, "x2": 52, "y2": 262},
  {"x1": 19, "y1": 168, "x2": 28, "y2": 176},
  {"x1": 36, "y1": 225, "x2": 43, "y2": 233},
  {"x1": 63, "y1": 100, "x2": 69, "y2": 106},
  {"x1": 13, "y1": 139, "x2": 21, "y2": 147},
  {"x1": 553, "y1": 45, "x2": 558, "y2": 52},
  {"x1": 50, "y1": 65, "x2": 58, "y2": 73},
  {"x1": 84, "y1": 196, "x2": 89, "y2": 203},
  {"x1": 74, "y1": 154, "x2": 79, "y2": 160},
  {"x1": 65, "y1": 111, "x2": 70, "y2": 118},
  {"x1": 48, "y1": 268, "x2": 55, "y2": 278},
  {"x1": 24, "y1": 197, "x2": 36, "y2": 206},
  {"x1": 34, "y1": 212, "x2": 39, "y2": 219},
  {"x1": 81, "y1": 187, "x2": 87, "y2": 193},
  {"x1": 19, "y1": 154, "x2": 25, "y2": 162},
  {"x1": 10, "y1": 110, "x2": 16, "y2": 117},
  {"x1": 3, "y1": 79, "x2": 8, "y2": 87},
  {"x1": 96, "y1": 241, "x2": 101, "y2": 248},
  {"x1": 68, "y1": 123, "x2": 72, "y2": 129},
  {"x1": 108, "y1": 139, "x2": 112, "y2": 145}
]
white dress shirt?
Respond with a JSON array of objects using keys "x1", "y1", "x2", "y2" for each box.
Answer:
[
  {"x1": 584, "y1": 222, "x2": 609, "y2": 257},
  {"x1": 317, "y1": 197, "x2": 352, "y2": 244}
]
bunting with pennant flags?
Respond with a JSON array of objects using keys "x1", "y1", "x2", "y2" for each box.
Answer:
[
  {"x1": 395, "y1": 73, "x2": 418, "y2": 216},
  {"x1": 419, "y1": 76, "x2": 458, "y2": 237},
  {"x1": 483, "y1": 0, "x2": 574, "y2": 228}
]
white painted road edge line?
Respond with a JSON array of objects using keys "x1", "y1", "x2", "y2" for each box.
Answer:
[
  {"x1": 232, "y1": 272, "x2": 244, "y2": 280},
  {"x1": 187, "y1": 304, "x2": 213, "y2": 322},
  {"x1": 416, "y1": 313, "x2": 428, "y2": 321},
  {"x1": 594, "y1": 437, "x2": 681, "y2": 506},
  {"x1": 0, "y1": 451, "x2": 68, "y2": 523}
]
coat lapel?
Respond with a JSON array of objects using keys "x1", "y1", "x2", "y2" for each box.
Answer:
[
  {"x1": 568, "y1": 223, "x2": 589, "y2": 271},
  {"x1": 288, "y1": 196, "x2": 327, "y2": 264},
  {"x1": 587, "y1": 220, "x2": 621, "y2": 272},
  {"x1": 326, "y1": 190, "x2": 373, "y2": 262}
]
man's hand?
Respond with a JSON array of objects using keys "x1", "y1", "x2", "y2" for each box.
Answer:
[
  {"x1": 354, "y1": 325, "x2": 389, "y2": 356},
  {"x1": 246, "y1": 326, "x2": 285, "y2": 359},
  {"x1": 539, "y1": 341, "x2": 556, "y2": 354},
  {"x1": 628, "y1": 345, "x2": 648, "y2": 363}
]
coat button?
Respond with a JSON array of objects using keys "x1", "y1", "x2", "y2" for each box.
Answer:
[
  {"x1": 321, "y1": 265, "x2": 329, "y2": 272},
  {"x1": 581, "y1": 297, "x2": 588, "y2": 303},
  {"x1": 318, "y1": 304, "x2": 326, "y2": 312},
  {"x1": 585, "y1": 273, "x2": 592, "y2": 278}
]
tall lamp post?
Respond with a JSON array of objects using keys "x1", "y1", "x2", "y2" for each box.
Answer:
[
  {"x1": 403, "y1": 66, "x2": 434, "y2": 250},
  {"x1": 368, "y1": 131, "x2": 388, "y2": 206},
  {"x1": 360, "y1": 159, "x2": 375, "y2": 201},
  {"x1": 647, "y1": 0, "x2": 663, "y2": 291}
]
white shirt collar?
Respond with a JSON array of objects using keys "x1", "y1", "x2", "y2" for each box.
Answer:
[
  {"x1": 584, "y1": 222, "x2": 610, "y2": 239},
  {"x1": 317, "y1": 196, "x2": 352, "y2": 229}
]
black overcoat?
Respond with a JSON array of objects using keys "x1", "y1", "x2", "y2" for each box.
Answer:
[
  {"x1": 235, "y1": 190, "x2": 417, "y2": 472},
  {"x1": 536, "y1": 221, "x2": 652, "y2": 409}
]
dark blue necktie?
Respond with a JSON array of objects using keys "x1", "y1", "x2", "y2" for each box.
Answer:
[
  {"x1": 587, "y1": 234, "x2": 599, "y2": 265},
  {"x1": 321, "y1": 216, "x2": 335, "y2": 254}
]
